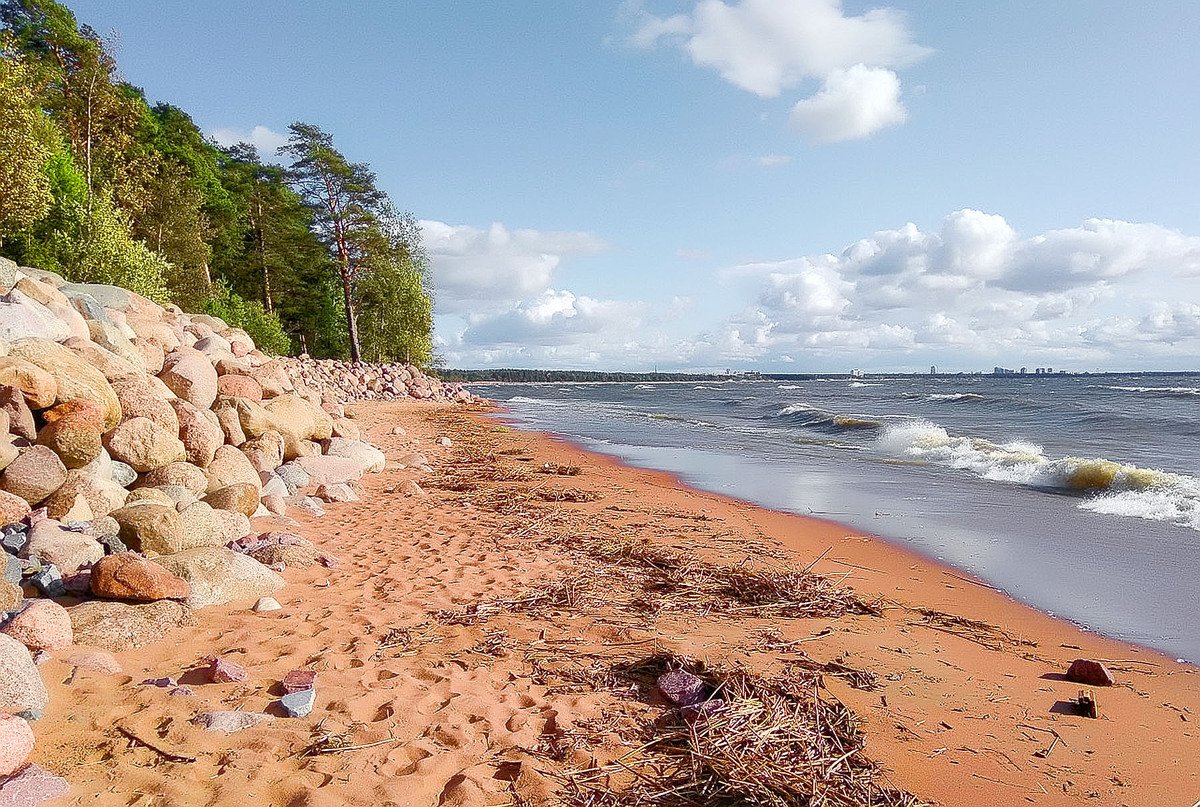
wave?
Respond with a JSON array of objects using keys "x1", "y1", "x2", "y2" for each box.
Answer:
[
  {"x1": 1090, "y1": 385, "x2": 1200, "y2": 398},
  {"x1": 774, "y1": 403, "x2": 882, "y2": 432},
  {"x1": 507, "y1": 396, "x2": 569, "y2": 407},
  {"x1": 901, "y1": 392, "x2": 985, "y2": 403},
  {"x1": 777, "y1": 384, "x2": 802, "y2": 390},
  {"x1": 876, "y1": 420, "x2": 1200, "y2": 530},
  {"x1": 634, "y1": 384, "x2": 654, "y2": 390},
  {"x1": 849, "y1": 381, "x2": 881, "y2": 388}
]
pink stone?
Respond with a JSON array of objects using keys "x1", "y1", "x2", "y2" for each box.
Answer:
[
  {"x1": 205, "y1": 656, "x2": 248, "y2": 684},
  {"x1": 0, "y1": 714, "x2": 35, "y2": 777},
  {"x1": 62, "y1": 649, "x2": 122, "y2": 674},
  {"x1": 1, "y1": 600, "x2": 73, "y2": 651},
  {"x1": 1065, "y1": 659, "x2": 1116, "y2": 687},
  {"x1": 0, "y1": 762, "x2": 71, "y2": 804},
  {"x1": 281, "y1": 669, "x2": 316, "y2": 694},
  {"x1": 657, "y1": 669, "x2": 706, "y2": 707}
]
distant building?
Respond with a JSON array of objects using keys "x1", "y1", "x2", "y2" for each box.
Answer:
[
  {"x1": 1019, "y1": 367, "x2": 1027, "y2": 374},
  {"x1": 930, "y1": 365, "x2": 937, "y2": 375}
]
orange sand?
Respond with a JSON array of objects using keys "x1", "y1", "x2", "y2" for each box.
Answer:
[{"x1": 26, "y1": 401, "x2": 1200, "y2": 806}]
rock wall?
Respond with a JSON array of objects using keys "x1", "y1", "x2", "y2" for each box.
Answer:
[{"x1": 0, "y1": 257, "x2": 476, "y2": 787}]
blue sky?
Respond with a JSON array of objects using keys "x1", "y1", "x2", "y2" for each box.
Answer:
[{"x1": 73, "y1": 0, "x2": 1200, "y2": 371}]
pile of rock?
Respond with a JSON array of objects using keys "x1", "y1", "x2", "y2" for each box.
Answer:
[
  {"x1": 278, "y1": 355, "x2": 478, "y2": 405},
  {"x1": 0, "y1": 257, "x2": 451, "y2": 787}
]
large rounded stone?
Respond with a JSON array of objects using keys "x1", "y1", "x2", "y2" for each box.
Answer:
[
  {"x1": 7, "y1": 338, "x2": 122, "y2": 428},
  {"x1": 158, "y1": 346, "x2": 217, "y2": 409},
  {"x1": 203, "y1": 483, "x2": 260, "y2": 517},
  {"x1": 1, "y1": 599, "x2": 73, "y2": 651},
  {"x1": 124, "y1": 487, "x2": 176, "y2": 508},
  {"x1": 156, "y1": 547, "x2": 284, "y2": 609},
  {"x1": 111, "y1": 503, "x2": 181, "y2": 556},
  {"x1": 0, "y1": 713, "x2": 34, "y2": 777},
  {"x1": 321, "y1": 438, "x2": 386, "y2": 473},
  {"x1": 0, "y1": 490, "x2": 31, "y2": 526},
  {"x1": 20, "y1": 519, "x2": 104, "y2": 574},
  {"x1": 213, "y1": 402, "x2": 247, "y2": 446},
  {"x1": 63, "y1": 336, "x2": 141, "y2": 382},
  {"x1": 137, "y1": 461, "x2": 208, "y2": 495},
  {"x1": 112, "y1": 377, "x2": 178, "y2": 432},
  {"x1": 42, "y1": 470, "x2": 127, "y2": 520},
  {"x1": 0, "y1": 384, "x2": 36, "y2": 439},
  {"x1": 68, "y1": 600, "x2": 194, "y2": 652},
  {"x1": 171, "y1": 399, "x2": 222, "y2": 468},
  {"x1": 216, "y1": 374, "x2": 263, "y2": 401},
  {"x1": 0, "y1": 288, "x2": 71, "y2": 343},
  {"x1": 36, "y1": 399, "x2": 106, "y2": 469},
  {"x1": 1, "y1": 445, "x2": 67, "y2": 505},
  {"x1": 264, "y1": 393, "x2": 334, "y2": 441},
  {"x1": 0, "y1": 633, "x2": 47, "y2": 718},
  {"x1": 105, "y1": 417, "x2": 186, "y2": 473},
  {"x1": 0, "y1": 357, "x2": 57, "y2": 409},
  {"x1": 176, "y1": 501, "x2": 250, "y2": 549},
  {"x1": 126, "y1": 317, "x2": 181, "y2": 352},
  {"x1": 205, "y1": 445, "x2": 261, "y2": 494},
  {"x1": 90, "y1": 553, "x2": 190, "y2": 601}
]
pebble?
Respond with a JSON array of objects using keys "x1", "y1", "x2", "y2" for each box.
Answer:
[
  {"x1": 191, "y1": 711, "x2": 273, "y2": 734},
  {"x1": 657, "y1": 669, "x2": 707, "y2": 707},
  {"x1": 1065, "y1": 658, "x2": 1116, "y2": 687},
  {"x1": 205, "y1": 656, "x2": 248, "y2": 684},
  {"x1": 278, "y1": 687, "x2": 316, "y2": 718},
  {"x1": 281, "y1": 669, "x2": 316, "y2": 694},
  {"x1": 252, "y1": 597, "x2": 282, "y2": 612}
]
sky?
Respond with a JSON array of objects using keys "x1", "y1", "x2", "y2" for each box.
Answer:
[{"x1": 71, "y1": 0, "x2": 1200, "y2": 372}]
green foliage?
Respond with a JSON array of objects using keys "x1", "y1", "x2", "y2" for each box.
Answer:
[
  {"x1": 56, "y1": 189, "x2": 171, "y2": 302},
  {"x1": 0, "y1": 48, "x2": 56, "y2": 235},
  {"x1": 202, "y1": 281, "x2": 291, "y2": 355}
]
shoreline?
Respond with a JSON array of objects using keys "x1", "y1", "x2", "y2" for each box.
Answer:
[
  {"x1": 499, "y1": 413, "x2": 1187, "y2": 667},
  {"x1": 27, "y1": 401, "x2": 1199, "y2": 806}
]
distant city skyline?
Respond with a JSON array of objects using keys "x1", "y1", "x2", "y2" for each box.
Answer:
[{"x1": 72, "y1": 1, "x2": 1200, "y2": 372}]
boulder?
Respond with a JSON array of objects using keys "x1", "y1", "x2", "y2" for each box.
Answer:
[
  {"x1": 275, "y1": 462, "x2": 311, "y2": 494},
  {"x1": 158, "y1": 346, "x2": 218, "y2": 409},
  {"x1": 156, "y1": 547, "x2": 284, "y2": 609},
  {"x1": 43, "y1": 471, "x2": 127, "y2": 521},
  {"x1": 176, "y1": 501, "x2": 249, "y2": 550},
  {"x1": 216, "y1": 374, "x2": 263, "y2": 401},
  {"x1": 131, "y1": 338, "x2": 165, "y2": 375},
  {"x1": 1065, "y1": 659, "x2": 1116, "y2": 687},
  {"x1": 111, "y1": 503, "x2": 180, "y2": 556},
  {"x1": 0, "y1": 384, "x2": 36, "y2": 439},
  {"x1": 264, "y1": 393, "x2": 333, "y2": 441},
  {"x1": 1, "y1": 446, "x2": 67, "y2": 505},
  {"x1": 0, "y1": 490, "x2": 31, "y2": 527},
  {"x1": 242, "y1": 532, "x2": 335, "y2": 569},
  {"x1": 63, "y1": 336, "x2": 141, "y2": 383},
  {"x1": 213, "y1": 402, "x2": 247, "y2": 446},
  {"x1": 0, "y1": 357, "x2": 57, "y2": 410},
  {"x1": 7, "y1": 338, "x2": 122, "y2": 429},
  {"x1": 20, "y1": 519, "x2": 103, "y2": 574},
  {"x1": 294, "y1": 455, "x2": 365, "y2": 486},
  {"x1": 227, "y1": 396, "x2": 277, "y2": 439},
  {"x1": 112, "y1": 377, "x2": 178, "y2": 432},
  {"x1": 0, "y1": 579, "x2": 21, "y2": 612},
  {"x1": 171, "y1": 399, "x2": 222, "y2": 468},
  {"x1": 87, "y1": 319, "x2": 144, "y2": 367},
  {"x1": 1, "y1": 599, "x2": 73, "y2": 651},
  {"x1": 68, "y1": 599, "x2": 194, "y2": 652},
  {"x1": 321, "y1": 438, "x2": 386, "y2": 473},
  {"x1": 330, "y1": 417, "x2": 360, "y2": 440},
  {"x1": 0, "y1": 633, "x2": 48, "y2": 717},
  {"x1": 61, "y1": 648, "x2": 123, "y2": 674},
  {"x1": 125, "y1": 316, "x2": 180, "y2": 351},
  {"x1": 203, "y1": 483, "x2": 260, "y2": 517},
  {"x1": 205, "y1": 445, "x2": 261, "y2": 494},
  {"x1": 316, "y1": 483, "x2": 359, "y2": 503},
  {"x1": 0, "y1": 288, "x2": 72, "y2": 342},
  {"x1": 0, "y1": 713, "x2": 35, "y2": 777},
  {"x1": 137, "y1": 461, "x2": 208, "y2": 495},
  {"x1": 36, "y1": 399, "x2": 106, "y2": 469},
  {"x1": 104, "y1": 417, "x2": 186, "y2": 472},
  {"x1": 90, "y1": 552, "x2": 190, "y2": 601}
]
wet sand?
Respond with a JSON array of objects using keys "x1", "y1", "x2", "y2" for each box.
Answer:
[{"x1": 27, "y1": 401, "x2": 1200, "y2": 806}]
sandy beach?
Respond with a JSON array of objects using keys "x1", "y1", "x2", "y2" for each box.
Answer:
[{"x1": 28, "y1": 401, "x2": 1200, "y2": 806}]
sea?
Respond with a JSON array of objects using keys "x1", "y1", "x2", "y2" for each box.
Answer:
[{"x1": 471, "y1": 374, "x2": 1200, "y2": 663}]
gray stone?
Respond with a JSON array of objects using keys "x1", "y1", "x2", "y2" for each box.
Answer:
[
  {"x1": 278, "y1": 687, "x2": 315, "y2": 718},
  {"x1": 29, "y1": 565, "x2": 63, "y2": 598},
  {"x1": 4, "y1": 553, "x2": 22, "y2": 584},
  {"x1": 191, "y1": 710, "x2": 274, "y2": 734},
  {"x1": 155, "y1": 547, "x2": 284, "y2": 609},
  {"x1": 110, "y1": 460, "x2": 138, "y2": 487}
]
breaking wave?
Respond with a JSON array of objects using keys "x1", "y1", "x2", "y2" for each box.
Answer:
[
  {"x1": 507, "y1": 396, "x2": 569, "y2": 407},
  {"x1": 774, "y1": 403, "x2": 882, "y2": 432},
  {"x1": 901, "y1": 392, "x2": 986, "y2": 403},
  {"x1": 1090, "y1": 385, "x2": 1200, "y2": 398},
  {"x1": 876, "y1": 420, "x2": 1200, "y2": 530}
]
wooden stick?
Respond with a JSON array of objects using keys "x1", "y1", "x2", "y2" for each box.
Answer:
[{"x1": 115, "y1": 726, "x2": 197, "y2": 763}]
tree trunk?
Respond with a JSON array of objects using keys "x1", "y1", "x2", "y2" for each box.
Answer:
[
  {"x1": 340, "y1": 264, "x2": 360, "y2": 363},
  {"x1": 254, "y1": 197, "x2": 272, "y2": 312}
]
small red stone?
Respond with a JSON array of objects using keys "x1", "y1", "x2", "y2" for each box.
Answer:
[
  {"x1": 1064, "y1": 659, "x2": 1115, "y2": 687},
  {"x1": 205, "y1": 657, "x2": 248, "y2": 684},
  {"x1": 281, "y1": 669, "x2": 316, "y2": 694}
]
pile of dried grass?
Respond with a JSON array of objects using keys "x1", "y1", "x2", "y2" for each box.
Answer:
[{"x1": 560, "y1": 654, "x2": 923, "y2": 807}]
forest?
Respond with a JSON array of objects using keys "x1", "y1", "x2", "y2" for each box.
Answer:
[{"x1": 0, "y1": 0, "x2": 433, "y2": 365}]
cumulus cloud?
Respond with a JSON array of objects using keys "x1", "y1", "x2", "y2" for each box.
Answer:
[
  {"x1": 462, "y1": 289, "x2": 644, "y2": 347},
  {"x1": 419, "y1": 220, "x2": 606, "y2": 312},
  {"x1": 789, "y1": 65, "x2": 906, "y2": 142},
  {"x1": 209, "y1": 125, "x2": 288, "y2": 155},
  {"x1": 627, "y1": 0, "x2": 929, "y2": 141}
]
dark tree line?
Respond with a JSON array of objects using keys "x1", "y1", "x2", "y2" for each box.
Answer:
[{"x1": 0, "y1": 0, "x2": 433, "y2": 363}]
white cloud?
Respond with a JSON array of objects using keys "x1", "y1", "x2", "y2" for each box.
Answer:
[
  {"x1": 755, "y1": 153, "x2": 792, "y2": 167},
  {"x1": 788, "y1": 65, "x2": 906, "y2": 142},
  {"x1": 462, "y1": 289, "x2": 644, "y2": 347},
  {"x1": 419, "y1": 220, "x2": 606, "y2": 312},
  {"x1": 627, "y1": 0, "x2": 929, "y2": 142},
  {"x1": 209, "y1": 125, "x2": 288, "y2": 156}
]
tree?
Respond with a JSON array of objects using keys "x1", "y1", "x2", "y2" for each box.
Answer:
[
  {"x1": 0, "y1": 45, "x2": 56, "y2": 236},
  {"x1": 282, "y1": 122, "x2": 385, "y2": 362},
  {"x1": 356, "y1": 207, "x2": 434, "y2": 365}
]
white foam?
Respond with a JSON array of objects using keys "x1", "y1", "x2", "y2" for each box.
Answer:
[
  {"x1": 849, "y1": 381, "x2": 881, "y2": 387},
  {"x1": 1091, "y1": 385, "x2": 1200, "y2": 396},
  {"x1": 507, "y1": 396, "x2": 568, "y2": 407}
]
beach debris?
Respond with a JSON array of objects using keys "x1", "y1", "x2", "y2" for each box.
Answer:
[
  {"x1": 681, "y1": 698, "x2": 727, "y2": 724},
  {"x1": 0, "y1": 714, "x2": 35, "y2": 777},
  {"x1": 115, "y1": 725, "x2": 196, "y2": 763},
  {"x1": 140, "y1": 677, "x2": 175, "y2": 688},
  {"x1": 282, "y1": 669, "x2": 317, "y2": 694},
  {"x1": 657, "y1": 669, "x2": 707, "y2": 706},
  {"x1": 1077, "y1": 689, "x2": 1099, "y2": 719},
  {"x1": 390, "y1": 426, "x2": 407, "y2": 436},
  {"x1": 204, "y1": 656, "x2": 248, "y2": 684},
  {"x1": 191, "y1": 711, "x2": 273, "y2": 734},
  {"x1": 916, "y1": 608, "x2": 1037, "y2": 652},
  {"x1": 252, "y1": 596, "x2": 282, "y2": 612},
  {"x1": 537, "y1": 463, "x2": 581, "y2": 476},
  {"x1": 278, "y1": 688, "x2": 316, "y2": 718},
  {"x1": 1065, "y1": 658, "x2": 1116, "y2": 686},
  {"x1": 0, "y1": 762, "x2": 70, "y2": 803}
]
